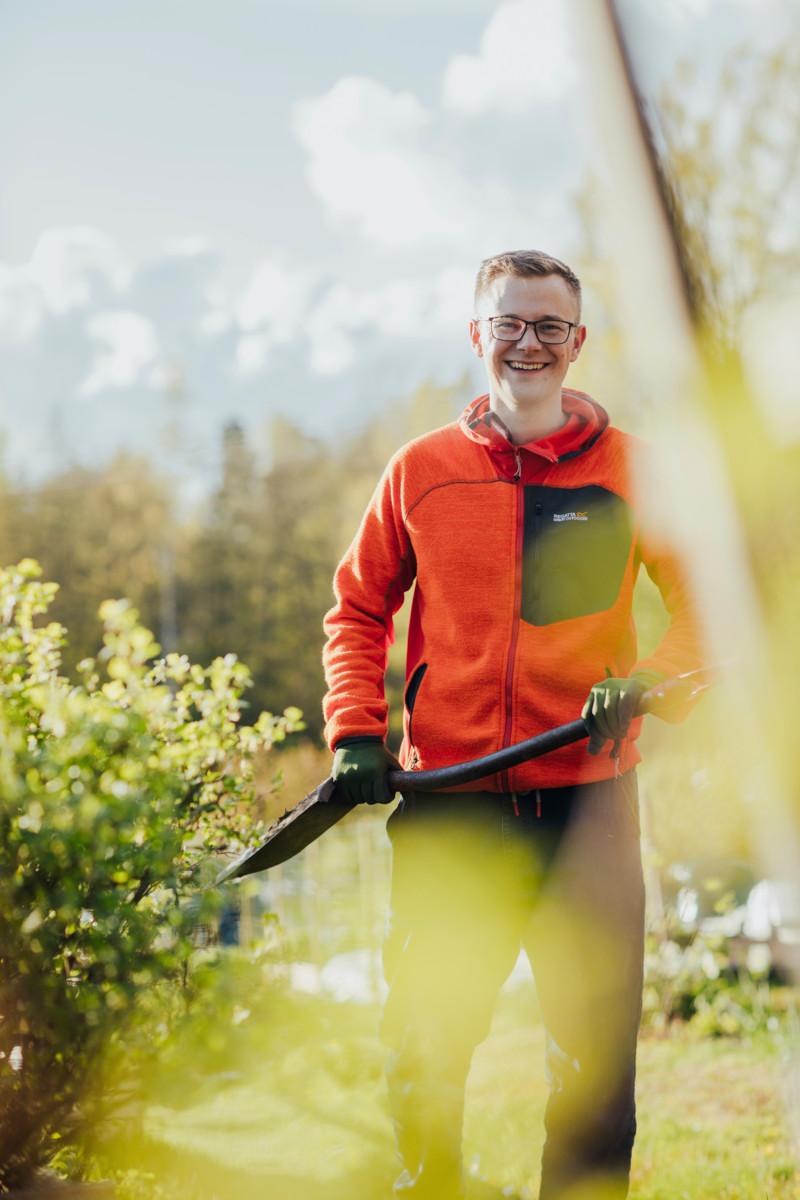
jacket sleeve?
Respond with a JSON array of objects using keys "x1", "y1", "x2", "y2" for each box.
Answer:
[{"x1": 322, "y1": 454, "x2": 416, "y2": 750}]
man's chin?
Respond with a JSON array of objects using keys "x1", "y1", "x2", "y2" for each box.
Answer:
[
  {"x1": 503, "y1": 382, "x2": 559, "y2": 408},
  {"x1": 499, "y1": 366, "x2": 563, "y2": 395}
]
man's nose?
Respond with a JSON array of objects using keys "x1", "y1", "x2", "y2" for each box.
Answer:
[{"x1": 516, "y1": 322, "x2": 543, "y2": 349}]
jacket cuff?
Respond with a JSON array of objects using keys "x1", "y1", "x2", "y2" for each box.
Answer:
[
  {"x1": 630, "y1": 667, "x2": 667, "y2": 690},
  {"x1": 333, "y1": 735, "x2": 384, "y2": 751},
  {"x1": 632, "y1": 665, "x2": 699, "y2": 723}
]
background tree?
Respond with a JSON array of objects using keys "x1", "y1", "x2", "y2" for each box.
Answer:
[
  {"x1": 2, "y1": 455, "x2": 173, "y2": 676},
  {"x1": 0, "y1": 379, "x2": 466, "y2": 748},
  {"x1": 654, "y1": 42, "x2": 800, "y2": 345}
]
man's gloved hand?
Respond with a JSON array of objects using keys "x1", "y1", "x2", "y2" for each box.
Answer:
[
  {"x1": 581, "y1": 670, "x2": 664, "y2": 756},
  {"x1": 332, "y1": 741, "x2": 397, "y2": 805}
]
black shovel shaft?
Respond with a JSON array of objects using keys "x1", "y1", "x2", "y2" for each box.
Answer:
[
  {"x1": 386, "y1": 719, "x2": 588, "y2": 792},
  {"x1": 382, "y1": 669, "x2": 713, "y2": 793},
  {"x1": 213, "y1": 719, "x2": 589, "y2": 884},
  {"x1": 214, "y1": 669, "x2": 713, "y2": 881},
  {"x1": 213, "y1": 719, "x2": 590, "y2": 884}
]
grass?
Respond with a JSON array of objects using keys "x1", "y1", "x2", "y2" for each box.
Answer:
[
  {"x1": 102, "y1": 976, "x2": 799, "y2": 1200},
  {"x1": 634, "y1": 1036, "x2": 798, "y2": 1200}
]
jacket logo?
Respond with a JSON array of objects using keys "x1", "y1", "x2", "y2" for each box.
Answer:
[{"x1": 553, "y1": 511, "x2": 588, "y2": 522}]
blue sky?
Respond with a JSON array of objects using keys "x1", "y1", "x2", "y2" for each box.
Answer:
[
  {"x1": 0, "y1": 0, "x2": 793, "y2": 487},
  {"x1": 1, "y1": 1, "x2": 499, "y2": 278}
]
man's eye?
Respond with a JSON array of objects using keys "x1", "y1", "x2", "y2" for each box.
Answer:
[
  {"x1": 495, "y1": 320, "x2": 522, "y2": 335},
  {"x1": 538, "y1": 322, "x2": 566, "y2": 335}
]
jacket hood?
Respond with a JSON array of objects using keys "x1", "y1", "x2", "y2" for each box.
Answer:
[{"x1": 458, "y1": 390, "x2": 609, "y2": 465}]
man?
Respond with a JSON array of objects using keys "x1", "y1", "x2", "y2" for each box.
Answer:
[{"x1": 322, "y1": 250, "x2": 701, "y2": 1199}]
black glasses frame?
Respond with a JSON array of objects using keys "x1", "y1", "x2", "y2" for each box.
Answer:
[{"x1": 483, "y1": 316, "x2": 578, "y2": 345}]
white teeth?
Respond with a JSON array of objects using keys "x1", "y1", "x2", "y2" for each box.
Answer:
[{"x1": 507, "y1": 361, "x2": 546, "y2": 371}]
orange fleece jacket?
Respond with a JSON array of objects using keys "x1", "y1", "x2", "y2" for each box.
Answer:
[{"x1": 322, "y1": 391, "x2": 703, "y2": 790}]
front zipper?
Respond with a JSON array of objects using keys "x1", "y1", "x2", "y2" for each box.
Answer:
[
  {"x1": 405, "y1": 662, "x2": 428, "y2": 770},
  {"x1": 531, "y1": 498, "x2": 543, "y2": 620},
  {"x1": 500, "y1": 448, "x2": 524, "y2": 792}
]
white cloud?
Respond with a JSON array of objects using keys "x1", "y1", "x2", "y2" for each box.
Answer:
[
  {"x1": 431, "y1": 265, "x2": 477, "y2": 327},
  {"x1": 165, "y1": 235, "x2": 213, "y2": 258},
  {"x1": 231, "y1": 259, "x2": 321, "y2": 375},
  {"x1": 442, "y1": 0, "x2": 575, "y2": 115},
  {"x1": 200, "y1": 299, "x2": 234, "y2": 337},
  {"x1": 0, "y1": 264, "x2": 44, "y2": 346},
  {"x1": 80, "y1": 311, "x2": 159, "y2": 395},
  {"x1": 293, "y1": 76, "x2": 480, "y2": 248},
  {"x1": 237, "y1": 259, "x2": 318, "y2": 336},
  {"x1": 660, "y1": 0, "x2": 768, "y2": 20},
  {"x1": 304, "y1": 280, "x2": 414, "y2": 376},
  {"x1": 0, "y1": 227, "x2": 477, "y2": 480},
  {"x1": 235, "y1": 332, "x2": 272, "y2": 376},
  {"x1": 310, "y1": 328, "x2": 356, "y2": 376},
  {"x1": 369, "y1": 268, "x2": 474, "y2": 337},
  {"x1": 291, "y1": 20, "x2": 582, "y2": 255},
  {"x1": 0, "y1": 227, "x2": 131, "y2": 348},
  {"x1": 29, "y1": 227, "x2": 130, "y2": 316},
  {"x1": 304, "y1": 266, "x2": 473, "y2": 376}
]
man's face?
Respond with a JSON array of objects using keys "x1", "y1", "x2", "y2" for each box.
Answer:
[{"x1": 469, "y1": 273, "x2": 586, "y2": 411}]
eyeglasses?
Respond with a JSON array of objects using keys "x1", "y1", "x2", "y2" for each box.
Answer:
[{"x1": 483, "y1": 316, "x2": 578, "y2": 344}]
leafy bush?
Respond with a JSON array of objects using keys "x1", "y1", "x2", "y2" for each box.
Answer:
[
  {"x1": 642, "y1": 929, "x2": 791, "y2": 1037},
  {"x1": 0, "y1": 559, "x2": 302, "y2": 1190}
]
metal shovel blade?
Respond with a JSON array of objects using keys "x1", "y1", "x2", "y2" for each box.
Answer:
[{"x1": 214, "y1": 777, "x2": 355, "y2": 884}]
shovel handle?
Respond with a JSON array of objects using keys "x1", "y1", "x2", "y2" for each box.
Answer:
[
  {"x1": 213, "y1": 670, "x2": 715, "y2": 881},
  {"x1": 386, "y1": 718, "x2": 588, "y2": 793},
  {"x1": 384, "y1": 669, "x2": 713, "y2": 794}
]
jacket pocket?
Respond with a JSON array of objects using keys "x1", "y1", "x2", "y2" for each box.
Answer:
[
  {"x1": 521, "y1": 484, "x2": 633, "y2": 625},
  {"x1": 404, "y1": 662, "x2": 428, "y2": 748}
]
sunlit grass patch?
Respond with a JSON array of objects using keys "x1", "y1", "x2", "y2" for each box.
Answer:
[{"x1": 633, "y1": 1032, "x2": 799, "y2": 1199}]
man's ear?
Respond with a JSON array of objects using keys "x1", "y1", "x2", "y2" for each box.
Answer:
[
  {"x1": 469, "y1": 319, "x2": 485, "y2": 358},
  {"x1": 570, "y1": 324, "x2": 587, "y2": 362}
]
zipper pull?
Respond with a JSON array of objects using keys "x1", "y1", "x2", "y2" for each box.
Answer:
[
  {"x1": 511, "y1": 792, "x2": 519, "y2": 817},
  {"x1": 513, "y1": 448, "x2": 522, "y2": 481},
  {"x1": 536, "y1": 789, "x2": 542, "y2": 819}
]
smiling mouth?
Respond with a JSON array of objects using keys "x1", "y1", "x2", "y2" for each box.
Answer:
[{"x1": 506, "y1": 361, "x2": 548, "y2": 372}]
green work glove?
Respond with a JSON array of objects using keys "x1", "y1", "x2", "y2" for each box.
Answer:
[
  {"x1": 581, "y1": 670, "x2": 664, "y2": 756},
  {"x1": 332, "y1": 741, "x2": 397, "y2": 805}
]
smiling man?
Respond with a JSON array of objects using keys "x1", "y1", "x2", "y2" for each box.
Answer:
[
  {"x1": 470, "y1": 267, "x2": 586, "y2": 445},
  {"x1": 322, "y1": 250, "x2": 701, "y2": 1199}
]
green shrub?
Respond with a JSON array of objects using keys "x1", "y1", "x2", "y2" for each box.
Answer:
[
  {"x1": 642, "y1": 929, "x2": 790, "y2": 1037},
  {"x1": 0, "y1": 560, "x2": 302, "y2": 1190}
]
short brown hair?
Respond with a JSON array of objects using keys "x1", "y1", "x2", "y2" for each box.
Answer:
[{"x1": 474, "y1": 249, "x2": 582, "y2": 318}]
